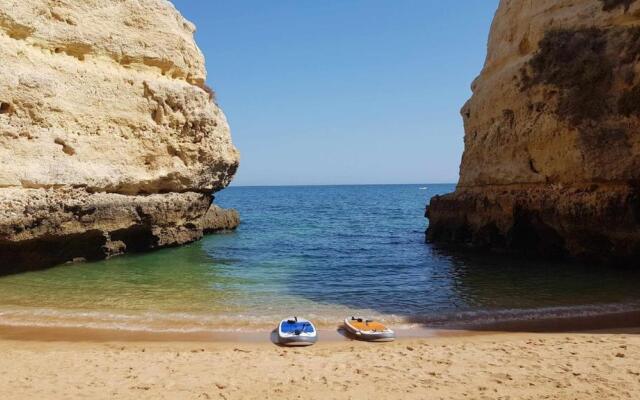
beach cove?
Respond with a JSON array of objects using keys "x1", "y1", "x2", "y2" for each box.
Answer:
[
  {"x1": 2, "y1": 179, "x2": 640, "y2": 400},
  {"x1": 2, "y1": 0, "x2": 640, "y2": 398}
]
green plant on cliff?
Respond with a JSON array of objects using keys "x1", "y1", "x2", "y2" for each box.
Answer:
[
  {"x1": 202, "y1": 84, "x2": 217, "y2": 104},
  {"x1": 523, "y1": 26, "x2": 640, "y2": 124},
  {"x1": 523, "y1": 28, "x2": 612, "y2": 124}
]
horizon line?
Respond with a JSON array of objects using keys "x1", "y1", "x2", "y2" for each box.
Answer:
[{"x1": 225, "y1": 182, "x2": 458, "y2": 188}]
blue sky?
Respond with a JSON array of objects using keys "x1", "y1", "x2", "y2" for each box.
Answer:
[{"x1": 172, "y1": 0, "x2": 499, "y2": 186}]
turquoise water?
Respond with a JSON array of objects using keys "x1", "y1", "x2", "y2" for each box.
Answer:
[{"x1": 1, "y1": 184, "x2": 640, "y2": 332}]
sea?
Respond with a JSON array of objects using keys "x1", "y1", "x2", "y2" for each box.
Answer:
[{"x1": 1, "y1": 184, "x2": 639, "y2": 333}]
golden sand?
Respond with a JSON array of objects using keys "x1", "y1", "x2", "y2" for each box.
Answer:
[{"x1": 0, "y1": 330, "x2": 639, "y2": 399}]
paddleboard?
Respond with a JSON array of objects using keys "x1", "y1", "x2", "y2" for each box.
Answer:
[
  {"x1": 277, "y1": 317, "x2": 317, "y2": 346},
  {"x1": 344, "y1": 317, "x2": 395, "y2": 342}
]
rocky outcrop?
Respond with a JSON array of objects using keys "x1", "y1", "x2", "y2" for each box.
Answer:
[
  {"x1": 427, "y1": 0, "x2": 640, "y2": 265},
  {"x1": 0, "y1": 0, "x2": 239, "y2": 274},
  {"x1": 200, "y1": 205, "x2": 240, "y2": 234}
]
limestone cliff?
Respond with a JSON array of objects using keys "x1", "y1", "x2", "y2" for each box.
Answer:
[
  {"x1": 427, "y1": 0, "x2": 640, "y2": 264},
  {"x1": 0, "y1": 0, "x2": 239, "y2": 273}
]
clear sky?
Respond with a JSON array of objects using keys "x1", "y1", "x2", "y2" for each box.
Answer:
[{"x1": 172, "y1": 0, "x2": 499, "y2": 186}]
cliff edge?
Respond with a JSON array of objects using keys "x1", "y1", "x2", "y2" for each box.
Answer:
[
  {"x1": 0, "y1": 0, "x2": 239, "y2": 273},
  {"x1": 427, "y1": 0, "x2": 640, "y2": 264}
]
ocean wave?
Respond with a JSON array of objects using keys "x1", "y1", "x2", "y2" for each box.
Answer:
[
  {"x1": 0, "y1": 305, "x2": 409, "y2": 333},
  {"x1": 405, "y1": 302, "x2": 640, "y2": 328},
  {"x1": 1, "y1": 302, "x2": 639, "y2": 334}
]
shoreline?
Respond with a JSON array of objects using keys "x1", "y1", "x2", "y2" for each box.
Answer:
[
  {"x1": 1, "y1": 305, "x2": 639, "y2": 400},
  {"x1": 0, "y1": 324, "x2": 470, "y2": 343},
  {"x1": 0, "y1": 308, "x2": 639, "y2": 343}
]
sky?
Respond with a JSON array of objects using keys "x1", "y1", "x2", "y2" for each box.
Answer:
[{"x1": 171, "y1": 0, "x2": 500, "y2": 186}]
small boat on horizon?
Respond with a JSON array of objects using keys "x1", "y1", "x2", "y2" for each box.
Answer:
[
  {"x1": 419, "y1": 187, "x2": 428, "y2": 190},
  {"x1": 343, "y1": 317, "x2": 395, "y2": 342},
  {"x1": 276, "y1": 317, "x2": 317, "y2": 346}
]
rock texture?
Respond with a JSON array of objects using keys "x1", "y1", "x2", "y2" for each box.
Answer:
[
  {"x1": 0, "y1": 0, "x2": 239, "y2": 274},
  {"x1": 427, "y1": 0, "x2": 640, "y2": 265},
  {"x1": 200, "y1": 205, "x2": 240, "y2": 234}
]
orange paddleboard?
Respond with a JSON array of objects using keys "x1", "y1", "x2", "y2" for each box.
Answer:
[{"x1": 344, "y1": 317, "x2": 395, "y2": 342}]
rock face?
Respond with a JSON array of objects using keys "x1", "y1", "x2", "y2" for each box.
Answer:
[
  {"x1": 427, "y1": 0, "x2": 640, "y2": 265},
  {"x1": 200, "y1": 205, "x2": 240, "y2": 234},
  {"x1": 0, "y1": 0, "x2": 239, "y2": 274}
]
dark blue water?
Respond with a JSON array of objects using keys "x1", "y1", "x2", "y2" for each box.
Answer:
[
  {"x1": 211, "y1": 184, "x2": 640, "y2": 326},
  {"x1": 1, "y1": 184, "x2": 639, "y2": 332}
]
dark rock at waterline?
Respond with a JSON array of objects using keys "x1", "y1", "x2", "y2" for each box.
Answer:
[
  {"x1": 200, "y1": 205, "x2": 240, "y2": 234},
  {"x1": 426, "y1": 185, "x2": 640, "y2": 266},
  {"x1": 0, "y1": 188, "x2": 238, "y2": 275}
]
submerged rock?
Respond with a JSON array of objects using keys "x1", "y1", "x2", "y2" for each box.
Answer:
[
  {"x1": 427, "y1": 0, "x2": 640, "y2": 265},
  {"x1": 0, "y1": 0, "x2": 239, "y2": 273}
]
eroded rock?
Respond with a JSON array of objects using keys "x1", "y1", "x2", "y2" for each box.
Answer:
[
  {"x1": 200, "y1": 205, "x2": 240, "y2": 234},
  {"x1": 0, "y1": 0, "x2": 239, "y2": 273},
  {"x1": 427, "y1": 0, "x2": 640, "y2": 265}
]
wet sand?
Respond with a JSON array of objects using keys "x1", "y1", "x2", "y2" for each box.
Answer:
[
  {"x1": 0, "y1": 327, "x2": 639, "y2": 399},
  {"x1": 1, "y1": 307, "x2": 639, "y2": 343},
  {"x1": 0, "y1": 324, "x2": 461, "y2": 343}
]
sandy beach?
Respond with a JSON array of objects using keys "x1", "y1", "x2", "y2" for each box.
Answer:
[{"x1": 1, "y1": 329, "x2": 638, "y2": 400}]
